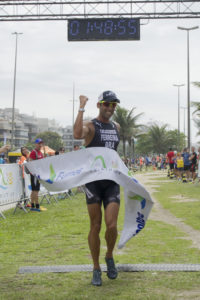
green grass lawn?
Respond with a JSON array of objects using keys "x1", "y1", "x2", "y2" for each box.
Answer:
[
  {"x1": 0, "y1": 181, "x2": 200, "y2": 300},
  {"x1": 148, "y1": 175, "x2": 200, "y2": 231}
]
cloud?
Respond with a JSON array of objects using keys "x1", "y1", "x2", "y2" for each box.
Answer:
[{"x1": 0, "y1": 18, "x2": 200, "y2": 144}]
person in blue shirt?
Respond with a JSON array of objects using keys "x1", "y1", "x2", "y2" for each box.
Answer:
[{"x1": 182, "y1": 148, "x2": 191, "y2": 181}]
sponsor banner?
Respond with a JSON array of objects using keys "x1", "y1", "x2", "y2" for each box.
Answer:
[
  {"x1": 24, "y1": 173, "x2": 69, "y2": 197},
  {"x1": 24, "y1": 172, "x2": 32, "y2": 198},
  {"x1": 26, "y1": 147, "x2": 154, "y2": 248},
  {"x1": 0, "y1": 164, "x2": 23, "y2": 206}
]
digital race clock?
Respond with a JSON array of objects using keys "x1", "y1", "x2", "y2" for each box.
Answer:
[{"x1": 68, "y1": 18, "x2": 140, "y2": 41}]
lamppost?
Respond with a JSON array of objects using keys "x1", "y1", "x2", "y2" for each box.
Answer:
[
  {"x1": 177, "y1": 26, "x2": 199, "y2": 150},
  {"x1": 11, "y1": 32, "x2": 23, "y2": 150},
  {"x1": 70, "y1": 83, "x2": 78, "y2": 151},
  {"x1": 180, "y1": 106, "x2": 187, "y2": 137},
  {"x1": 72, "y1": 82, "x2": 75, "y2": 150},
  {"x1": 173, "y1": 84, "x2": 185, "y2": 151}
]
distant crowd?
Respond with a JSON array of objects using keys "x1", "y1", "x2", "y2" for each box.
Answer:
[
  {"x1": 1, "y1": 143, "x2": 200, "y2": 184},
  {"x1": 123, "y1": 146, "x2": 200, "y2": 183}
]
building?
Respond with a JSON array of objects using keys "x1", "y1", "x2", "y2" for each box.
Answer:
[
  {"x1": 62, "y1": 126, "x2": 83, "y2": 152},
  {"x1": 0, "y1": 107, "x2": 82, "y2": 151}
]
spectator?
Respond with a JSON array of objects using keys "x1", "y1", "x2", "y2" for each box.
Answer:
[
  {"x1": 73, "y1": 145, "x2": 80, "y2": 151},
  {"x1": 145, "y1": 155, "x2": 149, "y2": 170},
  {"x1": 29, "y1": 139, "x2": 44, "y2": 212},
  {"x1": 0, "y1": 145, "x2": 11, "y2": 164},
  {"x1": 182, "y1": 148, "x2": 191, "y2": 181},
  {"x1": 19, "y1": 147, "x2": 30, "y2": 164},
  {"x1": 197, "y1": 147, "x2": 200, "y2": 181},
  {"x1": 189, "y1": 146, "x2": 197, "y2": 183},
  {"x1": 139, "y1": 156, "x2": 143, "y2": 171},
  {"x1": 176, "y1": 152, "x2": 184, "y2": 180},
  {"x1": 59, "y1": 147, "x2": 65, "y2": 154},
  {"x1": 167, "y1": 147, "x2": 174, "y2": 171},
  {"x1": 173, "y1": 151, "x2": 178, "y2": 177},
  {"x1": 18, "y1": 147, "x2": 30, "y2": 207},
  {"x1": 0, "y1": 144, "x2": 10, "y2": 154}
]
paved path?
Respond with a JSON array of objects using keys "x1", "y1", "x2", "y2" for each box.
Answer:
[{"x1": 135, "y1": 171, "x2": 200, "y2": 250}]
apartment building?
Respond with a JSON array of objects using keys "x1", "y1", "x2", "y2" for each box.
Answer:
[{"x1": 0, "y1": 108, "x2": 82, "y2": 151}]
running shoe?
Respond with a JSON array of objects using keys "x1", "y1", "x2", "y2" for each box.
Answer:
[
  {"x1": 30, "y1": 208, "x2": 41, "y2": 212},
  {"x1": 105, "y1": 257, "x2": 118, "y2": 279},
  {"x1": 91, "y1": 269, "x2": 102, "y2": 286}
]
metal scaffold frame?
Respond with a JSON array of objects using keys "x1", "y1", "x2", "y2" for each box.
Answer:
[{"x1": 0, "y1": 1, "x2": 200, "y2": 21}]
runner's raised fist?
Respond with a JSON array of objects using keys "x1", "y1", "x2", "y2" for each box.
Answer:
[{"x1": 79, "y1": 95, "x2": 88, "y2": 108}]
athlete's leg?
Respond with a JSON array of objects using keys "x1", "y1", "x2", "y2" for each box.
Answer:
[
  {"x1": 104, "y1": 202, "x2": 119, "y2": 258},
  {"x1": 30, "y1": 191, "x2": 39, "y2": 206},
  {"x1": 87, "y1": 203, "x2": 102, "y2": 270}
]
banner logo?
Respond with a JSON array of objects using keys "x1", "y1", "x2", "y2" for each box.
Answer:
[
  {"x1": 0, "y1": 168, "x2": 13, "y2": 190},
  {"x1": 128, "y1": 194, "x2": 146, "y2": 209},
  {"x1": 91, "y1": 155, "x2": 106, "y2": 169}
]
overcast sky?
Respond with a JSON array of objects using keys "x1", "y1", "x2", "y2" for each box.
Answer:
[{"x1": 0, "y1": 17, "x2": 200, "y2": 145}]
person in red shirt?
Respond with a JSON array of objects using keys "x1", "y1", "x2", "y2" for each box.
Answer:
[
  {"x1": 29, "y1": 138, "x2": 44, "y2": 212},
  {"x1": 167, "y1": 147, "x2": 175, "y2": 170}
]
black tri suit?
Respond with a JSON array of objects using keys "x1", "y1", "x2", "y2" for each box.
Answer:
[{"x1": 85, "y1": 118, "x2": 120, "y2": 208}]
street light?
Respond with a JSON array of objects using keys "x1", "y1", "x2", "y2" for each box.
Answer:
[
  {"x1": 177, "y1": 26, "x2": 199, "y2": 150},
  {"x1": 11, "y1": 32, "x2": 23, "y2": 150},
  {"x1": 69, "y1": 82, "x2": 78, "y2": 151},
  {"x1": 173, "y1": 84, "x2": 185, "y2": 151},
  {"x1": 180, "y1": 106, "x2": 187, "y2": 138},
  {"x1": 72, "y1": 82, "x2": 75, "y2": 150}
]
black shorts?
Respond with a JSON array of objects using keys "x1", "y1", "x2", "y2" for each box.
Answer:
[
  {"x1": 30, "y1": 174, "x2": 40, "y2": 191},
  {"x1": 169, "y1": 163, "x2": 174, "y2": 170},
  {"x1": 184, "y1": 165, "x2": 190, "y2": 171},
  {"x1": 85, "y1": 180, "x2": 120, "y2": 209}
]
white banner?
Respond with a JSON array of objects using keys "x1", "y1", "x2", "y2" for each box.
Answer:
[
  {"x1": 25, "y1": 147, "x2": 154, "y2": 248},
  {"x1": 24, "y1": 172, "x2": 32, "y2": 198},
  {"x1": 0, "y1": 164, "x2": 23, "y2": 206}
]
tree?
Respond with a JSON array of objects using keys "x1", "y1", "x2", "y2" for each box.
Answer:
[
  {"x1": 192, "y1": 81, "x2": 200, "y2": 136},
  {"x1": 167, "y1": 129, "x2": 186, "y2": 151},
  {"x1": 35, "y1": 131, "x2": 64, "y2": 150},
  {"x1": 113, "y1": 106, "x2": 143, "y2": 157},
  {"x1": 24, "y1": 142, "x2": 35, "y2": 151},
  {"x1": 135, "y1": 124, "x2": 186, "y2": 155}
]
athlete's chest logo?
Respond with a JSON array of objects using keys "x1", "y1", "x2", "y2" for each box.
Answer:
[{"x1": 99, "y1": 129, "x2": 119, "y2": 149}]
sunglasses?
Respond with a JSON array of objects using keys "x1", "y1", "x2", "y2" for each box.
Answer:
[{"x1": 99, "y1": 101, "x2": 117, "y2": 108}]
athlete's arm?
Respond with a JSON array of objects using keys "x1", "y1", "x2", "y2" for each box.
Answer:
[{"x1": 74, "y1": 95, "x2": 90, "y2": 139}]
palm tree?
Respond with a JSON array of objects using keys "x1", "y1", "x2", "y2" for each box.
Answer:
[
  {"x1": 148, "y1": 123, "x2": 170, "y2": 154},
  {"x1": 192, "y1": 82, "x2": 200, "y2": 114},
  {"x1": 113, "y1": 106, "x2": 143, "y2": 157},
  {"x1": 136, "y1": 123, "x2": 171, "y2": 154}
]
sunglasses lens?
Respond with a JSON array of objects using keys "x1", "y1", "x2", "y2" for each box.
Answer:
[{"x1": 102, "y1": 102, "x2": 117, "y2": 108}]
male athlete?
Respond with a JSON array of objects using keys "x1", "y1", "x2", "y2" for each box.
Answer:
[{"x1": 73, "y1": 91, "x2": 120, "y2": 286}]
